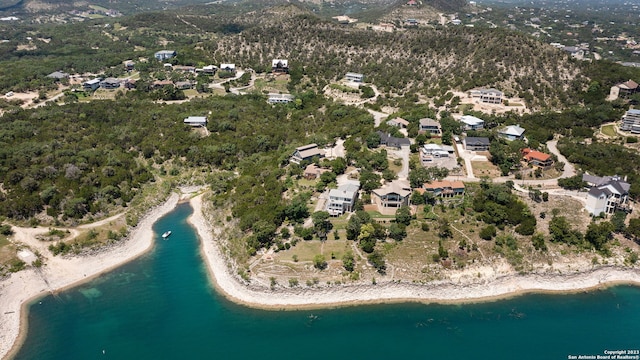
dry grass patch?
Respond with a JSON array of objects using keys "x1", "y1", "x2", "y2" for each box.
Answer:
[{"x1": 471, "y1": 161, "x2": 501, "y2": 177}]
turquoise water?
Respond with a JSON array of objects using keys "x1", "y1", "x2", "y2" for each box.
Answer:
[{"x1": 13, "y1": 204, "x2": 640, "y2": 359}]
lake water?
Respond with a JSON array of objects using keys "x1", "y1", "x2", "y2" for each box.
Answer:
[{"x1": 13, "y1": 203, "x2": 640, "y2": 359}]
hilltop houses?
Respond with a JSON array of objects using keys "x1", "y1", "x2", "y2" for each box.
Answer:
[
  {"x1": 82, "y1": 78, "x2": 102, "y2": 91},
  {"x1": 272, "y1": 59, "x2": 289, "y2": 74},
  {"x1": 326, "y1": 181, "x2": 360, "y2": 216},
  {"x1": 463, "y1": 137, "x2": 490, "y2": 151},
  {"x1": 267, "y1": 93, "x2": 294, "y2": 104},
  {"x1": 183, "y1": 116, "x2": 207, "y2": 127},
  {"x1": 419, "y1": 118, "x2": 442, "y2": 135},
  {"x1": 421, "y1": 180, "x2": 465, "y2": 198},
  {"x1": 498, "y1": 125, "x2": 526, "y2": 141},
  {"x1": 46, "y1": 71, "x2": 69, "y2": 80},
  {"x1": 99, "y1": 78, "x2": 121, "y2": 90},
  {"x1": 469, "y1": 88, "x2": 503, "y2": 104},
  {"x1": 609, "y1": 80, "x2": 639, "y2": 100},
  {"x1": 345, "y1": 72, "x2": 364, "y2": 83},
  {"x1": 290, "y1": 144, "x2": 325, "y2": 164},
  {"x1": 377, "y1": 131, "x2": 411, "y2": 149},
  {"x1": 583, "y1": 174, "x2": 630, "y2": 216},
  {"x1": 460, "y1": 115, "x2": 484, "y2": 131},
  {"x1": 154, "y1": 50, "x2": 176, "y2": 61},
  {"x1": 521, "y1": 148, "x2": 553, "y2": 168},
  {"x1": 220, "y1": 63, "x2": 236, "y2": 73},
  {"x1": 387, "y1": 117, "x2": 410, "y2": 128},
  {"x1": 372, "y1": 180, "x2": 412, "y2": 215},
  {"x1": 620, "y1": 109, "x2": 640, "y2": 133}
]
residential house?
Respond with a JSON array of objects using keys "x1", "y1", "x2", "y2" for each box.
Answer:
[
  {"x1": 372, "y1": 180, "x2": 412, "y2": 215},
  {"x1": 563, "y1": 46, "x2": 584, "y2": 59},
  {"x1": 272, "y1": 59, "x2": 289, "y2": 73},
  {"x1": 124, "y1": 79, "x2": 136, "y2": 90},
  {"x1": 151, "y1": 80, "x2": 173, "y2": 89},
  {"x1": 123, "y1": 60, "x2": 135, "y2": 71},
  {"x1": 46, "y1": 71, "x2": 69, "y2": 80},
  {"x1": 196, "y1": 65, "x2": 217, "y2": 75},
  {"x1": 326, "y1": 181, "x2": 360, "y2": 215},
  {"x1": 422, "y1": 180, "x2": 465, "y2": 198},
  {"x1": 463, "y1": 137, "x2": 490, "y2": 151},
  {"x1": 620, "y1": 109, "x2": 640, "y2": 133},
  {"x1": 419, "y1": 118, "x2": 442, "y2": 135},
  {"x1": 460, "y1": 115, "x2": 484, "y2": 131},
  {"x1": 267, "y1": 93, "x2": 294, "y2": 104},
  {"x1": 609, "y1": 80, "x2": 638, "y2": 100},
  {"x1": 82, "y1": 78, "x2": 102, "y2": 91},
  {"x1": 583, "y1": 175, "x2": 630, "y2": 215},
  {"x1": 421, "y1": 144, "x2": 449, "y2": 158},
  {"x1": 220, "y1": 63, "x2": 236, "y2": 73},
  {"x1": 290, "y1": 144, "x2": 325, "y2": 164},
  {"x1": 154, "y1": 50, "x2": 176, "y2": 61},
  {"x1": 405, "y1": 19, "x2": 418, "y2": 26},
  {"x1": 173, "y1": 65, "x2": 196, "y2": 73},
  {"x1": 470, "y1": 88, "x2": 503, "y2": 104},
  {"x1": 183, "y1": 116, "x2": 207, "y2": 127},
  {"x1": 377, "y1": 131, "x2": 411, "y2": 149},
  {"x1": 345, "y1": 72, "x2": 364, "y2": 83},
  {"x1": 498, "y1": 125, "x2": 526, "y2": 141},
  {"x1": 175, "y1": 81, "x2": 193, "y2": 90},
  {"x1": 303, "y1": 164, "x2": 331, "y2": 180},
  {"x1": 99, "y1": 78, "x2": 121, "y2": 90},
  {"x1": 521, "y1": 148, "x2": 553, "y2": 168},
  {"x1": 387, "y1": 117, "x2": 410, "y2": 128}
]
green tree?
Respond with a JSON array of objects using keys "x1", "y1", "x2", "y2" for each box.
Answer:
[
  {"x1": 479, "y1": 225, "x2": 496, "y2": 240},
  {"x1": 311, "y1": 211, "x2": 332, "y2": 240},
  {"x1": 388, "y1": 223, "x2": 407, "y2": 240},
  {"x1": 584, "y1": 221, "x2": 614, "y2": 251},
  {"x1": 367, "y1": 251, "x2": 386, "y2": 273},
  {"x1": 342, "y1": 252, "x2": 355, "y2": 272},
  {"x1": 395, "y1": 206, "x2": 412, "y2": 226},
  {"x1": 313, "y1": 254, "x2": 327, "y2": 270}
]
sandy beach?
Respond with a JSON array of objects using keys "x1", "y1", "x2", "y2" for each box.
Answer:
[
  {"x1": 2, "y1": 192, "x2": 640, "y2": 359},
  {"x1": 0, "y1": 193, "x2": 180, "y2": 360}
]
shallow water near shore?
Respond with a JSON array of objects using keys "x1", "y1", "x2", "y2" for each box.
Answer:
[{"x1": 14, "y1": 203, "x2": 640, "y2": 359}]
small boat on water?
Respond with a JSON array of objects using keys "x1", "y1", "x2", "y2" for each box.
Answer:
[{"x1": 162, "y1": 231, "x2": 172, "y2": 239}]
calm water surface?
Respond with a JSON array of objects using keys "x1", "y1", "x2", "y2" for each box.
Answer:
[{"x1": 14, "y1": 204, "x2": 640, "y2": 359}]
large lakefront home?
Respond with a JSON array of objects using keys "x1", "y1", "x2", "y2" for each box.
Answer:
[
  {"x1": 583, "y1": 174, "x2": 630, "y2": 216},
  {"x1": 326, "y1": 181, "x2": 360, "y2": 216},
  {"x1": 421, "y1": 180, "x2": 465, "y2": 198},
  {"x1": 372, "y1": 180, "x2": 412, "y2": 215},
  {"x1": 290, "y1": 144, "x2": 325, "y2": 164}
]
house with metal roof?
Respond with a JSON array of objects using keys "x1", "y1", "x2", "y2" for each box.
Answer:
[
  {"x1": 326, "y1": 181, "x2": 360, "y2": 215},
  {"x1": 620, "y1": 109, "x2": 640, "y2": 133},
  {"x1": 460, "y1": 115, "x2": 484, "y2": 131},
  {"x1": 154, "y1": 50, "x2": 176, "y2": 61},
  {"x1": 498, "y1": 125, "x2": 526, "y2": 141},
  {"x1": 184, "y1": 116, "x2": 207, "y2": 127},
  {"x1": 290, "y1": 144, "x2": 325, "y2": 164}
]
